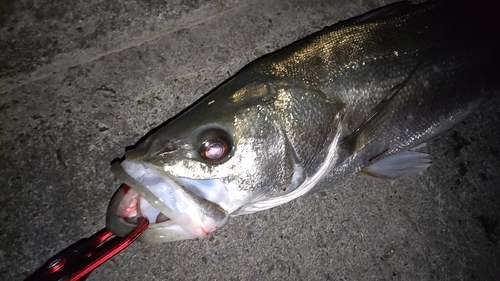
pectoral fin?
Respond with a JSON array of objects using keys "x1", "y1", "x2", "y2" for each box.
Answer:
[
  {"x1": 340, "y1": 67, "x2": 417, "y2": 154},
  {"x1": 360, "y1": 150, "x2": 431, "y2": 179}
]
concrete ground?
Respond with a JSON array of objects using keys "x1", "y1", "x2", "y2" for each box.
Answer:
[{"x1": 1, "y1": 0, "x2": 499, "y2": 280}]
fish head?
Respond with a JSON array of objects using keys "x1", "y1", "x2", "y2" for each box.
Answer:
[{"x1": 106, "y1": 79, "x2": 303, "y2": 243}]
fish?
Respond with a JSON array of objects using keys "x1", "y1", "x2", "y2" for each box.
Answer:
[{"x1": 106, "y1": 0, "x2": 500, "y2": 243}]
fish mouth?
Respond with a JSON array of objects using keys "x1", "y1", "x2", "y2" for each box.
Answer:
[{"x1": 106, "y1": 160, "x2": 229, "y2": 243}]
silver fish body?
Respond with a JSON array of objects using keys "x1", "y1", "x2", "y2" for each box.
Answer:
[{"x1": 106, "y1": 0, "x2": 500, "y2": 242}]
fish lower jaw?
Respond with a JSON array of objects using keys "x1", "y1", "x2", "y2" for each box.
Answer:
[
  {"x1": 117, "y1": 185, "x2": 205, "y2": 237},
  {"x1": 106, "y1": 184, "x2": 206, "y2": 242}
]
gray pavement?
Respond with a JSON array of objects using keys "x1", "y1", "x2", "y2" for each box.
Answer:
[{"x1": 1, "y1": 0, "x2": 499, "y2": 280}]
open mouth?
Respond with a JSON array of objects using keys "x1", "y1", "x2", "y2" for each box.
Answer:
[
  {"x1": 106, "y1": 160, "x2": 230, "y2": 243},
  {"x1": 116, "y1": 186, "x2": 171, "y2": 225}
]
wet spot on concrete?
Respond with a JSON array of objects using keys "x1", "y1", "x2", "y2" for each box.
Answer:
[
  {"x1": 451, "y1": 130, "x2": 471, "y2": 157},
  {"x1": 478, "y1": 173, "x2": 488, "y2": 182},
  {"x1": 477, "y1": 215, "x2": 498, "y2": 243},
  {"x1": 457, "y1": 162, "x2": 467, "y2": 176},
  {"x1": 56, "y1": 149, "x2": 67, "y2": 167},
  {"x1": 490, "y1": 148, "x2": 499, "y2": 159},
  {"x1": 267, "y1": 264, "x2": 274, "y2": 274},
  {"x1": 318, "y1": 191, "x2": 328, "y2": 197}
]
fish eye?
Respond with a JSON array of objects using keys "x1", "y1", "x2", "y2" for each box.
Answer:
[{"x1": 197, "y1": 129, "x2": 232, "y2": 162}]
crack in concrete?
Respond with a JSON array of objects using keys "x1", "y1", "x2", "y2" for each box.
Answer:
[{"x1": 0, "y1": 2, "x2": 251, "y2": 95}]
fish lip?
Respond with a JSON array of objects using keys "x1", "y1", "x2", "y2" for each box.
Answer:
[
  {"x1": 106, "y1": 185, "x2": 199, "y2": 243},
  {"x1": 106, "y1": 161, "x2": 229, "y2": 243}
]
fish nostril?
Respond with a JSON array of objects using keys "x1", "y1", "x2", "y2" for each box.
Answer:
[
  {"x1": 166, "y1": 142, "x2": 175, "y2": 151},
  {"x1": 158, "y1": 141, "x2": 176, "y2": 154}
]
